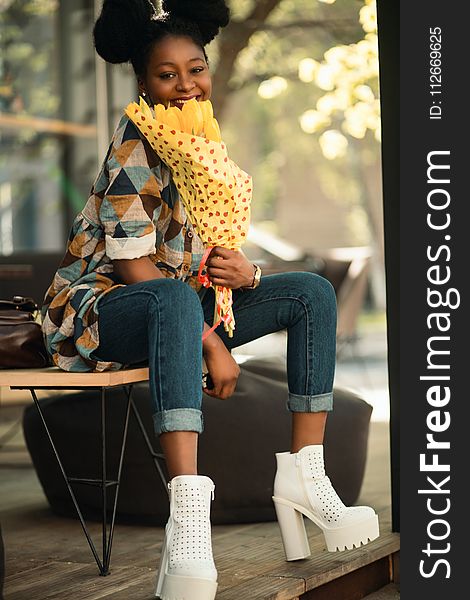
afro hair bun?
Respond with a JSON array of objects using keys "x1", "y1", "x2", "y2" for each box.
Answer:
[
  {"x1": 162, "y1": 0, "x2": 230, "y2": 45},
  {"x1": 93, "y1": 0, "x2": 230, "y2": 70},
  {"x1": 93, "y1": 0, "x2": 154, "y2": 64}
]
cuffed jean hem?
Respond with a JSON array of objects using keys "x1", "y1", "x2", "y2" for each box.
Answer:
[
  {"x1": 287, "y1": 391, "x2": 333, "y2": 413},
  {"x1": 153, "y1": 408, "x2": 204, "y2": 435}
]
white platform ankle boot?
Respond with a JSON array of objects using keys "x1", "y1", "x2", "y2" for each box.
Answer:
[
  {"x1": 155, "y1": 475, "x2": 218, "y2": 600},
  {"x1": 272, "y1": 445, "x2": 379, "y2": 560}
]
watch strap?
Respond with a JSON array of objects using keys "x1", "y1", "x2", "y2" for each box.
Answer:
[{"x1": 245, "y1": 263, "x2": 261, "y2": 289}]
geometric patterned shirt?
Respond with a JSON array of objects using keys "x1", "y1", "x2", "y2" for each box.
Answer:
[{"x1": 41, "y1": 113, "x2": 205, "y2": 372}]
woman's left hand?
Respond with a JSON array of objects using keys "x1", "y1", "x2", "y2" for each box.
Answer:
[{"x1": 206, "y1": 246, "x2": 255, "y2": 289}]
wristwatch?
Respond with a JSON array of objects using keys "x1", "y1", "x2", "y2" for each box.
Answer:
[{"x1": 245, "y1": 263, "x2": 262, "y2": 289}]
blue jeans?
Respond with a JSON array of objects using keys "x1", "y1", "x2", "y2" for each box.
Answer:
[{"x1": 92, "y1": 272, "x2": 337, "y2": 435}]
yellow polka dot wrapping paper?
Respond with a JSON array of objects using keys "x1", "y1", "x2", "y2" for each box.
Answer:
[{"x1": 125, "y1": 97, "x2": 253, "y2": 337}]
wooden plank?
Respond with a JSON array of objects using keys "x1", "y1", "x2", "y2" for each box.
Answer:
[
  {"x1": 32, "y1": 566, "x2": 152, "y2": 600},
  {"x1": 1, "y1": 510, "x2": 398, "y2": 600},
  {"x1": 5, "y1": 561, "x2": 90, "y2": 598},
  {"x1": 362, "y1": 582, "x2": 400, "y2": 599},
  {"x1": 1, "y1": 414, "x2": 398, "y2": 600},
  {"x1": 0, "y1": 491, "x2": 397, "y2": 598},
  {"x1": 0, "y1": 367, "x2": 149, "y2": 388},
  {"x1": 296, "y1": 533, "x2": 399, "y2": 591},
  {"x1": 217, "y1": 576, "x2": 305, "y2": 600},
  {"x1": 4, "y1": 562, "x2": 153, "y2": 600},
  {"x1": 391, "y1": 551, "x2": 400, "y2": 583},
  {"x1": 214, "y1": 520, "x2": 398, "y2": 600},
  {"x1": 2, "y1": 558, "x2": 50, "y2": 578},
  {"x1": 95, "y1": 576, "x2": 159, "y2": 599},
  {"x1": 299, "y1": 556, "x2": 391, "y2": 599},
  {"x1": 211, "y1": 506, "x2": 395, "y2": 597},
  {"x1": 2, "y1": 510, "x2": 161, "y2": 569}
]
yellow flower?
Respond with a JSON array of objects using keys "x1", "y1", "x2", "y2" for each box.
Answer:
[
  {"x1": 204, "y1": 116, "x2": 222, "y2": 143},
  {"x1": 147, "y1": 98, "x2": 220, "y2": 140},
  {"x1": 181, "y1": 99, "x2": 204, "y2": 136},
  {"x1": 154, "y1": 103, "x2": 166, "y2": 123},
  {"x1": 199, "y1": 100, "x2": 214, "y2": 124},
  {"x1": 165, "y1": 106, "x2": 184, "y2": 131},
  {"x1": 139, "y1": 96, "x2": 153, "y2": 121}
]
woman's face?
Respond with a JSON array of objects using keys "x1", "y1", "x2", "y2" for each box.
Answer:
[{"x1": 139, "y1": 35, "x2": 212, "y2": 108}]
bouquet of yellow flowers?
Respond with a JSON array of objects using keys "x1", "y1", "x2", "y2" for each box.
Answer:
[{"x1": 125, "y1": 97, "x2": 252, "y2": 338}]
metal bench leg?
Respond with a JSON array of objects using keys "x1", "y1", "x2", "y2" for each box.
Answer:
[
  {"x1": 127, "y1": 388, "x2": 169, "y2": 495},
  {"x1": 103, "y1": 385, "x2": 132, "y2": 574},
  {"x1": 29, "y1": 385, "x2": 133, "y2": 576}
]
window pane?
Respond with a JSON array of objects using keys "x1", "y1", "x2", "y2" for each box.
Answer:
[{"x1": 0, "y1": 0, "x2": 98, "y2": 255}]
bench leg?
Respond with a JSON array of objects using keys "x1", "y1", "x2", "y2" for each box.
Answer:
[
  {"x1": 29, "y1": 385, "x2": 133, "y2": 576},
  {"x1": 128, "y1": 390, "x2": 169, "y2": 496},
  {"x1": 100, "y1": 385, "x2": 133, "y2": 575}
]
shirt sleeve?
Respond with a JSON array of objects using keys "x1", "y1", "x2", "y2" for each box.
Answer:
[{"x1": 99, "y1": 117, "x2": 163, "y2": 260}]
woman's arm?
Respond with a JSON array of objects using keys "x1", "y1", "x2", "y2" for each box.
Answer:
[
  {"x1": 202, "y1": 331, "x2": 240, "y2": 399},
  {"x1": 113, "y1": 256, "x2": 165, "y2": 284}
]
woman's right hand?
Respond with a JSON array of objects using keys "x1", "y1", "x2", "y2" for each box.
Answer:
[{"x1": 202, "y1": 332, "x2": 240, "y2": 400}]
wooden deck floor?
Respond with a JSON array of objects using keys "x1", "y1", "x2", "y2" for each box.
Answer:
[{"x1": 0, "y1": 404, "x2": 399, "y2": 599}]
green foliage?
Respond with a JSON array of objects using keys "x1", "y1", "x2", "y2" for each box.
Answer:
[
  {"x1": 228, "y1": 0, "x2": 255, "y2": 20},
  {"x1": 220, "y1": 0, "x2": 380, "y2": 246},
  {"x1": 228, "y1": 0, "x2": 363, "y2": 91},
  {"x1": 297, "y1": 0, "x2": 380, "y2": 158},
  {"x1": 0, "y1": 0, "x2": 59, "y2": 118}
]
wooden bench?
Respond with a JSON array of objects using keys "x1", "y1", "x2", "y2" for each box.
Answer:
[{"x1": 0, "y1": 366, "x2": 168, "y2": 576}]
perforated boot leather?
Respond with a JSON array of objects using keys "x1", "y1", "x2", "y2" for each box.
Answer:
[
  {"x1": 272, "y1": 445, "x2": 379, "y2": 560},
  {"x1": 155, "y1": 475, "x2": 217, "y2": 600}
]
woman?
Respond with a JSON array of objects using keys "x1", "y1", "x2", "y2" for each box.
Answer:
[{"x1": 41, "y1": 1, "x2": 379, "y2": 599}]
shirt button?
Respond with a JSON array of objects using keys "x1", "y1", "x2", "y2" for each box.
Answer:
[{"x1": 187, "y1": 231, "x2": 193, "y2": 238}]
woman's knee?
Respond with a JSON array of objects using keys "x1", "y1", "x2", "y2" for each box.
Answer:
[
  {"x1": 293, "y1": 272, "x2": 337, "y2": 316},
  {"x1": 142, "y1": 279, "x2": 204, "y2": 327}
]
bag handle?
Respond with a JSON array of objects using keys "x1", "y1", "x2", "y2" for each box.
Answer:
[{"x1": 0, "y1": 296, "x2": 38, "y2": 312}]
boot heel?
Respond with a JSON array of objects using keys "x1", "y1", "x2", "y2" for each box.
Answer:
[
  {"x1": 273, "y1": 498, "x2": 311, "y2": 561},
  {"x1": 161, "y1": 574, "x2": 218, "y2": 600},
  {"x1": 155, "y1": 533, "x2": 168, "y2": 597},
  {"x1": 155, "y1": 535, "x2": 218, "y2": 600}
]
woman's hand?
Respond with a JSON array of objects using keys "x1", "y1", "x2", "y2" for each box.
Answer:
[
  {"x1": 202, "y1": 332, "x2": 240, "y2": 400},
  {"x1": 206, "y1": 246, "x2": 255, "y2": 289}
]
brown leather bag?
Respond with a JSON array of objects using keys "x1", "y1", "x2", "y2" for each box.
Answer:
[{"x1": 0, "y1": 296, "x2": 50, "y2": 369}]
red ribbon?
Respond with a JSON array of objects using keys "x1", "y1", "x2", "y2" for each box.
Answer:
[
  {"x1": 199, "y1": 246, "x2": 221, "y2": 340},
  {"x1": 197, "y1": 246, "x2": 213, "y2": 288}
]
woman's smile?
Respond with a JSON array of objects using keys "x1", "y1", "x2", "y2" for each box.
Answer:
[{"x1": 170, "y1": 94, "x2": 202, "y2": 108}]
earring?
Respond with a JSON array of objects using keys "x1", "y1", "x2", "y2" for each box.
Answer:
[{"x1": 142, "y1": 91, "x2": 146, "y2": 98}]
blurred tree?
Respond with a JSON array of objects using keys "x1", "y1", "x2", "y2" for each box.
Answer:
[
  {"x1": 211, "y1": 0, "x2": 362, "y2": 117},
  {"x1": 298, "y1": 0, "x2": 379, "y2": 146},
  {"x1": 295, "y1": 0, "x2": 383, "y2": 260},
  {"x1": 209, "y1": 0, "x2": 384, "y2": 307},
  {"x1": 0, "y1": 0, "x2": 59, "y2": 119},
  {"x1": 210, "y1": 0, "x2": 383, "y2": 274}
]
